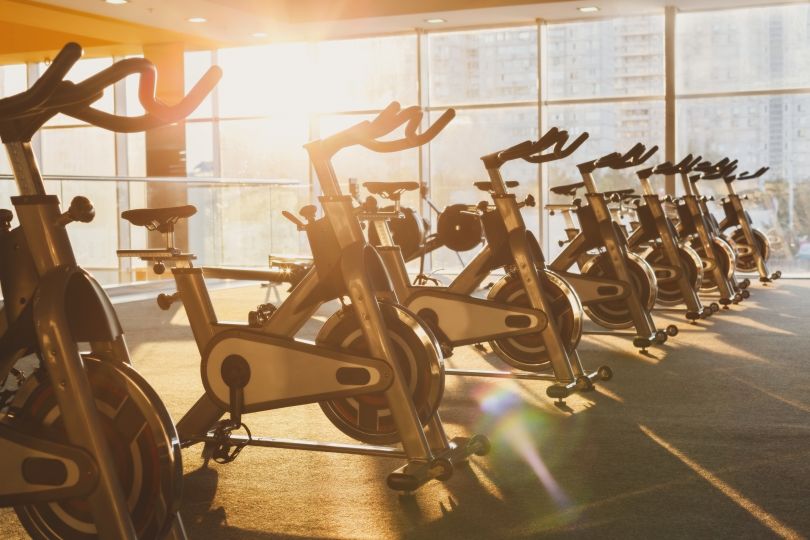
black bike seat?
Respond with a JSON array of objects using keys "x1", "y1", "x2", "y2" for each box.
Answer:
[
  {"x1": 474, "y1": 180, "x2": 519, "y2": 191},
  {"x1": 364, "y1": 181, "x2": 419, "y2": 199},
  {"x1": 550, "y1": 182, "x2": 585, "y2": 196},
  {"x1": 121, "y1": 205, "x2": 197, "y2": 231}
]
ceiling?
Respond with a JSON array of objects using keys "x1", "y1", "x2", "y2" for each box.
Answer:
[{"x1": 1, "y1": 0, "x2": 803, "y2": 61}]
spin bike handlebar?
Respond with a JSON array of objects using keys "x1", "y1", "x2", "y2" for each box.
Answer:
[
  {"x1": 60, "y1": 59, "x2": 222, "y2": 133},
  {"x1": 638, "y1": 154, "x2": 703, "y2": 179},
  {"x1": 484, "y1": 128, "x2": 589, "y2": 168},
  {"x1": 0, "y1": 42, "x2": 83, "y2": 118},
  {"x1": 314, "y1": 102, "x2": 455, "y2": 158},
  {"x1": 0, "y1": 42, "x2": 221, "y2": 135},
  {"x1": 736, "y1": 166, "x2": 769, "y2": 181},
  {"x1": 578, "y1": 143, "x2": 658, "y2": 174}
]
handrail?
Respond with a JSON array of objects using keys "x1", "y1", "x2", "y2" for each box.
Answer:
[{"x1": 0, "y1": 174, "x2": 306, "y2": 188}]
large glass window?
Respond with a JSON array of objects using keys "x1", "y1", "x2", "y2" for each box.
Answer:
[
  {"x1": 547, "y1": 16, "x2": 665, "y2": 100},
  {"x1": 429, "y1": 27, "x2": 537, "y2": 106},
  {"x1": 677, "y1": 5, "x2": 810, "y2": 94},
  {"x1": 315, "y1": 35, "x2": 418, "y2": 111},
  {"x1": 0, "y1": 64, "x2": 27, "y2": 206},
  {"x1": 677, "y1": 4, "x2": 810, "y2": 274}
]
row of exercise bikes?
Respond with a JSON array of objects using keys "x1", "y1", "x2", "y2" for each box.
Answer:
[{"x1": 0, "y1": 44, "x2": 780, "y2": 539}]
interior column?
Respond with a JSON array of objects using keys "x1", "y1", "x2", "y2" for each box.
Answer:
[{"x1": 142, "y1": 42, "x2": 189, "y2": 251}]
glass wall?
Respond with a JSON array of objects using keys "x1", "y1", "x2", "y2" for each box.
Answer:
[
  {"x1": 2, "y1": 3, "x2": 808, "y2": 281},
  {"x1": 545, "y1": 15, "x2": 665, "y2": 259},
  {"x1": 677, "y1": 4, "x2": 810, "y2": 274}
]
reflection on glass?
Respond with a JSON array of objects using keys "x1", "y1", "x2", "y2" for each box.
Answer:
[
  {"x1": 429, "y1": 27, "x2": 537, "y2": 106},
  {"x1": 678, "y1": 95, "x2": 810, "y2": 273},
  {"x1": 428, "y1": 107, "x2": 538, "y2": 270},
  {"x1": 677, "y1": 4, "x2": 810, "y2": 94},
  {"x1": 547, "y1": 16, "x2": 664, "y2": 100}
]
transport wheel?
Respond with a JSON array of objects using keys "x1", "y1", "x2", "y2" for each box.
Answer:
[
  {"x1": 581, "y1": 252, "x2": 658, "y2": 330},
  {"x1": 316, "y1": 302, "x2": 444, "y2": 445},
  {"x1": 729, "y1": 228, "x2": 770, "y2": 272},
  {"x1": 644, "y1": 244, "x2": 703, "y2": 306},
  {"x1": 486, "y1": 269, "x2": 582, "y2": 372},
  {"x1": 695, "y1": 237, "x2": 735, "y2": 293},
  {"x1": 11, "y1": 356, "x2": 183, "y2": 540}
]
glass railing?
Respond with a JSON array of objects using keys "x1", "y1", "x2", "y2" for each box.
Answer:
[{"x1": 0, "y1": 175, "x2": 312, "y2": 285}]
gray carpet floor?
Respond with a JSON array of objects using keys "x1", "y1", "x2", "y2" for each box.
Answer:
[{"x1": 2, "y1": 279, "x2": 809, "y2": 539}]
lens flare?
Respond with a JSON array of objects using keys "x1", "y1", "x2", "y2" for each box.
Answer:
[{"x1": 475, "y1": 385, "x2": 571, "y2": 507}]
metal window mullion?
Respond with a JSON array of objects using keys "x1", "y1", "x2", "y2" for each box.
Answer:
[
  {"x1": 664, "y1": 6, "x2": 677, "y2": 194},
  {"x1": 676, "y1": 87, "x2": 810, "y2": 100},
  {"x1": 537, "y1": 18, "x2": 549, "y2": 255},
  {"x1": 25, "y1": 63, "x2": 43, "y2": 172},
  {"x1": 112, "y1": 55, "x2": 132, "y2": 281},
  {"x1": 210, "y1": 49, "x2": 224, "y2": 266},
  {"x1": 417, "y1": 29, "x2": 433, "y2": 272}
]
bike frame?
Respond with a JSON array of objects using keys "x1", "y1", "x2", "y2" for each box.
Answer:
[
  {"x1": 626, "y1": 171, "x2": 708, "y2": 320},
  {"x1": 0, "y1": 141, "x2": 171, "y2": 539},
  {"x1": 718, "y1": 176, "x2": 779, "y2": 282},
  {"x1": 132, "y1": 105, "x2": 488, "y2": 491},
  {"x1": 676, "y1": 173, "x2": 743, "y2": 304}
]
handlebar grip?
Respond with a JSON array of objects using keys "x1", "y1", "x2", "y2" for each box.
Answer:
[
  {"x1": 147, "y1": 65, "x2": 222, "y2": 122},
  {"x1": 556, "y1": 131, "x2": 589, "y2": 159},
  {"x1": 366, "y1": 102, "x2": 403, "y2": 138},
  {"x1": 0, "y1": 42, "x2": 82, "y2": 117},
  {"x1": 419, "y1": 108, "x2": 455, "y2": 143},
  {"x1": 361, "y1": 108, "x2": 454, "y2": 153},
  {"x1": 738, "y1": 166, "x2": 769, "y2": 180},
  {"x1": 498, "y1": 140, "x2": 534, "y2": 161}
]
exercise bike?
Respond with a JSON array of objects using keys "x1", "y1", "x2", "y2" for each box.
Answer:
[
  {"x1": 672, "y1": 158, "x2": 749, "y2": 306},
  {"x1": 715, "y1": 166, "x2": 782, "y2": 283},
  {"x1": 118, "y1": 102, "x2": 489, "y2": 494},
  {"x1": 546, "y1": 143, "x2": 677, "y2": 351},
  {"x1": 358, "y1": 128, "x2": 612, "y2": 399},
  {"x1": 625, "y1": 157, "x2": 715, "y2": 321},
  {"x1": 0, "y1": 42, "x2": 219, "y2": 539}
]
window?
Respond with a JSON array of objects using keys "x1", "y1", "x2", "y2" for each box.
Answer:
[
  {"x1": 677, "y1": 4, "x2": 810, "y2": 275},
  {"x1": 0, "y1": 64, "x2": 27, "y2": 208},
  {"x1": 547, "y1": 16, "x2": 664, "y2": 100},
  {"x1": 429, "y1": 27, "x2": 537, "y2": 106},
  {"x1": 677, "y1": 5, "x2": 810, "y2": 94}
]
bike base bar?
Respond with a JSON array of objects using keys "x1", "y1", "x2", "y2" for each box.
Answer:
[{"x1": 186, "y1": 434, "x2": 407, "y2": 458}]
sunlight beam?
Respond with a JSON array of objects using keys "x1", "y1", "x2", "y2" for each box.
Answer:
[{"x1": 639, "y1": 424, "x2": 802, "y2": 540}]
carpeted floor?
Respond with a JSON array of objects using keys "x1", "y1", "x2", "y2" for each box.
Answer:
[{"x1": 2, "y1": 280, "x2": 809, "y2": 539}]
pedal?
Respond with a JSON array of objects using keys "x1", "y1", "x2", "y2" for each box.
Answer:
[
  {"x1": 208, "y1": 420, "x2": 252, "y2": 465},
  {"x1": 248, "y1": 303, "x2": 277, "y2": 328}
]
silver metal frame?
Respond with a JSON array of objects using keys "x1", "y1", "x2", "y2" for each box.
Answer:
[{"x1": 1, "y1": 141, "x2": 186, "y2": 539}]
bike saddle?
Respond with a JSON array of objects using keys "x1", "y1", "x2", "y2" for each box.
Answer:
[
  {"x1": 121, "y1": 205, "x2": 197, "y2": 232},
  {"x1": 363, "y1": 181, "x2": 419, "y2": 199},
  {"x1": 474, "y1": 180, "x2": 519, "y2": 191},
  {"x1": 550, "y1": 181, "x2": 585, "y2": 196},
  {"x1": 604, "y1": 188, "x2": 637, "y2": 199}
]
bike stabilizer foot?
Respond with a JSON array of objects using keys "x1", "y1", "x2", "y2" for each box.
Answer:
[
  {"x1": 545, "y1": 366, "x2": 612, "y2": 401},
  {"x1": 387, "y1": 435, "x2": 490, "y2": 492}
]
